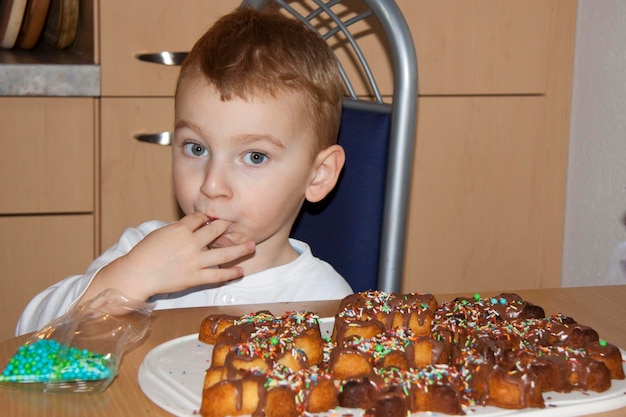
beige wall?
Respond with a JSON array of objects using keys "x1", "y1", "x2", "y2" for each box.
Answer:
[{"x1": 562, "y1": 0, "x2": 626, "y2": 286}]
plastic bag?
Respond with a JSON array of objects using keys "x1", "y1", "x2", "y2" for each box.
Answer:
[{"x1": 0, "y1": 289, "x2": 155, "y2": 393}]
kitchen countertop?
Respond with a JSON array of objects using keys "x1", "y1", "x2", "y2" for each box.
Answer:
[{"x1": 0, "y1": 46, "x2": 99, "y2": 96}]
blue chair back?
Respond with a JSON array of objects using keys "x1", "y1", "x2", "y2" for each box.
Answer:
[{"x1": 291, "y1": 103, "x2": 391, "y2": 292}]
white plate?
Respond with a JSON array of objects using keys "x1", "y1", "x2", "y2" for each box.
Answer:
[{"x1": 138, "y1": 318, "x2": 626, "y2": 417}]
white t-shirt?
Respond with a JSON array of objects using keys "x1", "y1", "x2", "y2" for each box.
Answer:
[{"x1": 16, "y1": 220, "x2": 353, "y2": 336}]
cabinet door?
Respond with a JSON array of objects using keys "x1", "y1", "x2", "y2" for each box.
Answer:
[
  {"x1": 334, "y1": 0, "x2": 551, "y2": 97},
  {"x1": 0, "y1": 98, "x2": 94, "y2": 214},
  {"x1": 402, "y1": 0, "x2": 552, "y2": 95},
  {"x1": 99, "y1": 0, "x2": 240, "y2": 96},
  {"x1": 100, "y1": 98, "x2": 181, "y2": 250},
  {"x1": 0, "y1": 215, "x2": 94, "y2": 340},
  {"x1": 403, "y1": 95, "x2": 564, "y2": 293}
]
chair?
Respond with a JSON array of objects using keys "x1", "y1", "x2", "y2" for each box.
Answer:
[{"x1": 241, "y1": 0, "x2": 418, "y2": 293}]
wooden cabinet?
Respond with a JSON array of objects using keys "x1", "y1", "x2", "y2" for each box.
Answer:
[
  {"x1": 401, "y1": 0, "x2": 576, "y2": 293},
  {"x1": 0, "y1": 98, "x2": 96, "y2": 340}
]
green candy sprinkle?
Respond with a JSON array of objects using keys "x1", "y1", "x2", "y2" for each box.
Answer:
[{"x1": 599, "y1": 339, "x2": 608, "y2": 347}]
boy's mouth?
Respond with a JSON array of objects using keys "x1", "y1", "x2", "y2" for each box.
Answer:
[{"x1": 202, "y1": 216, "x2": 218, "y2": 227}]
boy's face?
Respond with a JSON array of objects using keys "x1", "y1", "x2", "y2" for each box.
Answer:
[{"x1": 172, "y1": 77, "x2": 318, "y2": 256}]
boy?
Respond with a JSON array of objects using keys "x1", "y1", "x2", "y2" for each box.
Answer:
[{"x1": 16, "y1": 7, "x2": 353, "y2": 335}]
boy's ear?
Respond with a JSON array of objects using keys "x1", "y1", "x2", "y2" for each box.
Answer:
[{"x1": 305, "y1": 144, "x2": 345, "y2": 203}]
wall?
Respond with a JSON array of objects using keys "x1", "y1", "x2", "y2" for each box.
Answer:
[{"x1": 562, "y1": 0, "x2": 626, "y2": 286}]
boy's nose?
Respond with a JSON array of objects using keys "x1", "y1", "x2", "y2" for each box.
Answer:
[{"x1": 200, "y1": 161, "x2": 231, "y2": 199}]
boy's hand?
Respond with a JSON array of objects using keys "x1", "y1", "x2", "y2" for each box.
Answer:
[{"x1": 86, "y1": 212, "x2": 255, "y2": 302}]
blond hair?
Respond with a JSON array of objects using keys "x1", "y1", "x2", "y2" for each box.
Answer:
[{"x1": 177, "y1": 7, "x2": 345, "y2": 153}]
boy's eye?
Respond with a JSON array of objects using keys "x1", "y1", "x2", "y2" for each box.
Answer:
[
  {"x1": 183, "y1": 143, "x2": 208, "y2": 157},
  {"x1": 243, "y1": 151, "x2": 268, "y2": 165}
]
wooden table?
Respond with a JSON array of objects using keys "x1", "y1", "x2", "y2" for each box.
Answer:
[{"x1": 1, "y1": 286, "x2": 625, "y2": 416}]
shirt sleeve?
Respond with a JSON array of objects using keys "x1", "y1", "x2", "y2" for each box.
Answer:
[{"x1": 14, "y1": 220, "x2": 167, "y2": 336}]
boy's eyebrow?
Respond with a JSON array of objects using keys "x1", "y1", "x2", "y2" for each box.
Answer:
[
  {"x1": 174, "y1": 119, "x2": 285, "y2": 149},
  {"x1": 174, "y1": 120, "x2": 202, "y2": 134},
  {"x1": 232, "y1": 133, "x2": 286, "y2": 149}
]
